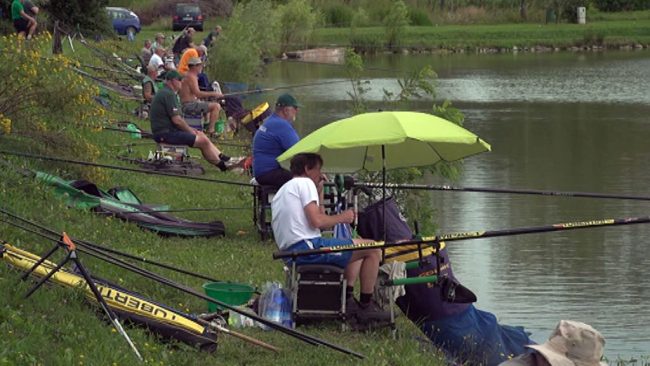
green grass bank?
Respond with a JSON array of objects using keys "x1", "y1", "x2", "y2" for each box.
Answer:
[{"x1": 0, "y1": 32, "x2": 449, "y2": 365}]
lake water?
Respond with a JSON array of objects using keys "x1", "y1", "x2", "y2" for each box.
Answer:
[{"x1": 251, "y1": 50, "x2": 650, "y2": 359}]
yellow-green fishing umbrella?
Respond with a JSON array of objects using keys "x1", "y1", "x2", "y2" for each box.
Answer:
[
  {"x1": 276, "y1": 111, "x2": 491, "y2": 241},
  {"x1": 277, "y1": 111, "x2": 491, "y2": 173}
]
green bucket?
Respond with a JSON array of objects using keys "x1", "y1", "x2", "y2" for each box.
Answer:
[{"x1": 202, "y1": 282, "x2": 255, "y2": 312}]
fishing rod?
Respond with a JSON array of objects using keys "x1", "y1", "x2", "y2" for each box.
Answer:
[
  {"x1": 78, "y1": 38, "x2": 142, "y2": 80},
  {"x1": 355, "y1": 181, "x2": 650, "y2": 202},
  {"x1": 280, "y1": 58, "x2": 403, "y2": 74},
  {"x1": 220, "y1": 78, "x2": 362, "y2": 99},
  {"x1": 103, "y1": 126, "x2": 152, "y2": 138},
  {"x1": 72, "y1": 67, "x2": 142, "y2": 101},
  {"x1": 95, "y1": 207, "x2": 250, "y2": 215},
  {"x1": 0, "y1": 150, "x2": 254, "y2": 188},
  {"x1": 0, "y1": 213, "x2": 222, "y2": 284},
  {"x1": 0, "y1": 209, "x2": 365, "y2": 358},
  {"x1": 274, "y1": 214, "x2": 650, "y2": 259},
  {"x1": 104, "y1": 126, "x2": 252, "y2": 149}
]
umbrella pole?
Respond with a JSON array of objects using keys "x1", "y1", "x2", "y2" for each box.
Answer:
[{"x1": 382, "y1": 145, "x2": 387, "y2": 260}]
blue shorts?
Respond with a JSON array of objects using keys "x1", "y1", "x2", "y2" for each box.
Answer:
[
  {"x1": 286, "y1": 237, "x2": 354, "y2": 269},
  {"x1": 153, "y1": 131, "x2": 196, "y2": 146}
]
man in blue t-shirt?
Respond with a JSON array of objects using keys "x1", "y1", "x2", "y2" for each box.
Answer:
[{"x1": 252, "y1": 93, "x2": 301, "y2": 188}]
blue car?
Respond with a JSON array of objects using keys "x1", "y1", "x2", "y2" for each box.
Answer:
[{"x1": 106, "y1": 7, "x2": 141, "y2": 39}]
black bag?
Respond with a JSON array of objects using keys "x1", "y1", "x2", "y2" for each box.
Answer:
[{"x1": 357, "y1": 197, "x2": 413, "y2": 242}]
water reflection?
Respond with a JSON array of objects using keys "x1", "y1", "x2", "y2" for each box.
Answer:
[{"x1": 254, "y1": 50, "x2": 650, "y2": 357}]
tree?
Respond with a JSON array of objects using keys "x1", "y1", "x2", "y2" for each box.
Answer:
[
  {"x1": 43, "y1": 0, "x2": 113, "y2": 37},
  {"x1": 383, "y1": 0, "x2": 409, "y2": 48},
  {"x1": 520, "y1": 0, "x2": 528, "y2": 20}
]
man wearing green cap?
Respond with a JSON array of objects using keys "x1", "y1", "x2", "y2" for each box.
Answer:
[
  {"x1": 150, "y1": 70, "x2": 238, "y2": 171},
  {"x1": 251, "y1": 93, "x2": 301, "y2": 188}
]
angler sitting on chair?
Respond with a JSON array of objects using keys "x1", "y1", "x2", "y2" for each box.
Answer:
[
  {"x1": 271, "y1": 153, "x2": 391, "y2": 323},
  {"x1": 179, "y1": 57, "x2": 223, "y2": 136},
  {"x1": 149, "y1": 70, "x2": 242, "y2": 172}
]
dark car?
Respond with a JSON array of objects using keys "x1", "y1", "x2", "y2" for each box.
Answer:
[
  {"x1": 172, "y1": 3, "x2": 203, "y2": 32},
  {"x1": 106, "y1": 7, "x2": 141, "y2": 38}
]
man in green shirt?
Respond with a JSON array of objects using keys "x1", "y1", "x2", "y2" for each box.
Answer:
[
  {"x1": 150, "y1": 70, "x2": 241, "y2": 171},
  {"x1": 11, "y1": 0, "x2": 36, "y2": 39}
]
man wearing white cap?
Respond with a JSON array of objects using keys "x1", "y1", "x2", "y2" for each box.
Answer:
[
  {"x1": 500, "y1": 320, "x2": 607, "y2": 366},
  {"x1": 178, "y1": 57, "x2": 223, "y2": 135}
]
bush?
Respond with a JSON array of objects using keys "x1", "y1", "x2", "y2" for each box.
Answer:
[
  {"x1": 207, "y1": 0, "x2": 279, "y2": 83},
  {"x1": 324, "y1": 5, "x2": 353, "y2": 27},
  {"x1": 593, "y1": 0, "x2": 650, "y2": 11},
  {"x1": 276, "y1": 0, "x2": 321, "y2": 51},
  {"x1": 349, "y1": 33, "x2": 382, "y2": 53},
  {"x1": 384, "y1": 0, "x2": 410, "y2": 47},
  {"x1": 408, "y1": 7, "x2": 432, "y2": 26},
  {"x1": 0, "y1": 33, "x2": 107, "y2": 181}
]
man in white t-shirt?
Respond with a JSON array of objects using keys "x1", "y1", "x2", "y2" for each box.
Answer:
[{"x1": 271, "y1": 153, "x2": 390, "y2": 322}]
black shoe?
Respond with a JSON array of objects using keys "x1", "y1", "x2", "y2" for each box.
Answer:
[
  {"x1": 356, "y1": 301, "x2": 391, "y2": 322},
  {"x1": 345, "y1": 297, "x2": 361, "y2": 316}
]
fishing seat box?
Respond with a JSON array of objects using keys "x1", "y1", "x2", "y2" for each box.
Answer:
[
  {"x1": 286, "y1": 263, "x2": 347, "y2": 325},
  {"x1": 155, "y1": 143, "x2": 189, "y2": 161}
]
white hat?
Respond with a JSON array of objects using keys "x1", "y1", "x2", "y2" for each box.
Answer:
[{"x1": 501, "y1": 320, "x2": 607, "y2": 366}]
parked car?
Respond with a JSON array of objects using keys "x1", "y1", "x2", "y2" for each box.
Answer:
[
  {"x1": 106, "y1": 7, "x2": 141, "y2": 38},
  {"x1": 172, "y1": 3, "x2": 203, "y2": 31}
]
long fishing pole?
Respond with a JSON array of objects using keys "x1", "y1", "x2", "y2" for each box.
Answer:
[
  {"x1": 72, "y1": 67, "x2": 142, "y2": 101},
  {"x1": 103, "y1": 126, "x2": 252, "y2": 149},
  {"x1": 220, "y1": 78, "x2": 362, "y2": 98},
  {"x1": 0, "y1": 213, "x2": 222, "y2": 284},
  {"x1": 355, "y1": 181, "x2": 650, "y2": 202},
  {"x1": 274, "y1": 214, "x2": 650, "y2": 259},
  {"x1": 0, "y1": 150, "x2": 254, "y2": 188},
  {"x1": 0, "y1": 209, "x2": 365, "y2": 358},
  {"x1": 95, "y1": 207, "x2": 249, "y2": 215}
]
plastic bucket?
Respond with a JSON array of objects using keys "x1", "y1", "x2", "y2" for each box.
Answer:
[{"x1": 203, "y1": 282, "x2": 255, "y2": 312}]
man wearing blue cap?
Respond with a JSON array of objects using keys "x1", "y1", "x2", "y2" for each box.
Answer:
[{"x1": 252, "y1": 93, "x2": 301, "y2": 188}]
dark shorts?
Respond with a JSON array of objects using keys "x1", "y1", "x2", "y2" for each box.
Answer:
[
  {"x1": 255, "y1": 168, "x2": 293, "y2": 189},
  {"x1": 153, "y1": 131, "x2": 196, "y2": 146},
  {"x1": 285, "y1": 237, "x2": 354, "y2": 269},
  {"x1": 13, "y1": 18, "x2": 29, "y2": 33}
]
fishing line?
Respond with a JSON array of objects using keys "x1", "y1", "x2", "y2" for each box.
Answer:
[
  {"x1": 355, "y1": 181, "x2": 650, "y2": 202},
  {"x1": 0, "y1": 150, "x2": 254, "y2": 188}
]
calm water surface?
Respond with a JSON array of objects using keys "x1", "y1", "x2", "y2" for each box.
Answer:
[{"x1": 251, "y1": 50, "x2": 650, "y2": 358}]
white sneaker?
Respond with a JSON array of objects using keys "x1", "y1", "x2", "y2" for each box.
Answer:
[{"x1": 223, "y1": 156, "x2": 246, "y2": 169}]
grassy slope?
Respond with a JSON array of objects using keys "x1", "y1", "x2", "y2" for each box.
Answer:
[{"x1": 0, "y1": 33, "x2": 446, "y2": 366}]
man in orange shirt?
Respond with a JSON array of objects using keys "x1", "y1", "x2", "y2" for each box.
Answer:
[{"x1": 178, "y1": 45, "x2": 207, "y2": 75}]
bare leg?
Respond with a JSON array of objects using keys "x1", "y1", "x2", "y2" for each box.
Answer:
[
  {"x1": 193, "y1": 132, "x2": 222, "y2": 165},
  {"x1": 206, "y1": 102, "x2": 221, "y2": 134},
  {"x1": 27, "y1": 21, "x2": 37, "y2": 39},
  {"x1": 346, "y1": 245, "x2": 382, "y2": 294},
  {"x1": 344, "y1": 259, "x2": 362, "y2": 287}
]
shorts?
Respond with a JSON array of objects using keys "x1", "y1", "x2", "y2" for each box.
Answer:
[
  {"x1": 285, "y1": 237, "x2": 354, "y2": 269},
  {"x1": 182, "y1": 101, "x2": 209, "y2": 115},
  {"x1": 255, "y1": 168, "x2": 293, "y2": 189},
  {"x1": 153, "y1": 131, "x2": 196, "y2": 146},
  {"x1": 13, "y1": 18, "x2": 29, "y2": 33}
]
